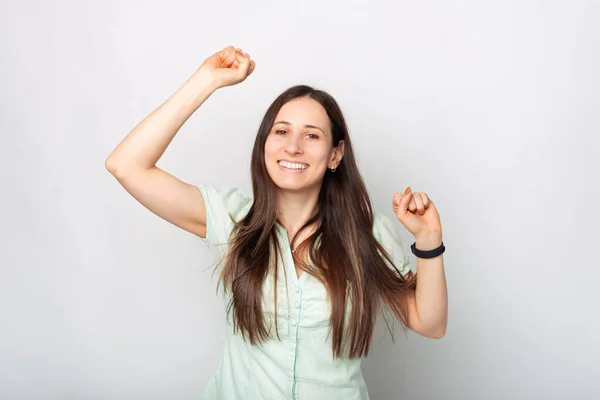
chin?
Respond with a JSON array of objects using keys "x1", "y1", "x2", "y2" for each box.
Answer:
[
  {"x1": 271, "y1": 178, "x2": 307, "y2": 192},
  {"x1": 276, "y1": 179, "x2": 324, "y2": 194}
]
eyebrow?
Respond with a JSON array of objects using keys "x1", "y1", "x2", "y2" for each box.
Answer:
[{"x1": 273, "y1": 120, "x2": 324, "y2": 134}]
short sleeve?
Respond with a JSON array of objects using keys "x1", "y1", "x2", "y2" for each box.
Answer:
[
  {"x1": 372, "y1": 212, "x2": 412, "y2": 276},
  {"x1": 197, "y1": 185, "x2": 252, "y2": 260}
]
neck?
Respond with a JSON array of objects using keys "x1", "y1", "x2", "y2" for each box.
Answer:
[{"x1": 276, "y1": 188, "x2": 320, "y2": 239}]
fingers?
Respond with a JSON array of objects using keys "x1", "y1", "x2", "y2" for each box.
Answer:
[
  {"x1": 392, "y1": 192, "x2": 402, "y2": 215},
  {"x1": 234, "y1": 49, "x2": 255, "y2": 77},
  {"x1": 217, "y1": 47, "x2": 228, "y2": 59},
  {"x1": 393, "y1": 188, "x2": 412, "y2": 216},
  {"x1": 233, "y1": 50, "x2": 248, "y2": 72},
  {"x1": 217, "y1": 46, "x2": 235, "y2": 64},
  {"x1": 231, "y1": 48, "x2": 243, "y2": 68},
  {"x1": 224, "y1": 52, "x2": 237, "y2": 68},
  {"x1": 217, "y1": 46, "x2": 245, "y2": 68},
  {"x1": 245, "y1": 51, "x2": 256, "y2": 76},
  {"x1": 216, "y1": 46, "x2": 255, "y2": 77},
  {"x1": 412, "y1": 193, "x2": 425, "y2": 216},
  {"x1": 247, "y1": 60, "x2": 256, "y2": 76},
  {"x1": 421, "y1": 192, "x2": 430, "y2": 208},
  {"x1": 393, "y1": 188, "x2": 431, "y2": 216}
]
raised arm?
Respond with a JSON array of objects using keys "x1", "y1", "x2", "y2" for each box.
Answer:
[{"x1": 105, "y1": 46, "x2": 255, "y2": 237}]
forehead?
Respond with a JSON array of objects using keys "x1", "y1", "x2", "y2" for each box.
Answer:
[{"x1": 274, "y1": 97, "x2": 330, "y2": 132}]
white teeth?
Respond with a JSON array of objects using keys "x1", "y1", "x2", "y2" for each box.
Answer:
[{"x1": 279, "y1": 161, "x2": 307, "y2": 170}]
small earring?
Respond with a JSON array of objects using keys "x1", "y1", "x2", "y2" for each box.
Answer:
[{"x1": 330, "y1": 164, "x2": 337, "y2": 172}]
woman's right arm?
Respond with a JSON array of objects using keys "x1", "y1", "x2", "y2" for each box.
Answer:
[{"x1": 105, "y1": 46, "x2": 255, "y2": 238}]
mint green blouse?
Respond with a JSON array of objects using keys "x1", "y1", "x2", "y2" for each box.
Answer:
[{"x1": 197, "y1": 185, "x2": 412, "y2": 400}]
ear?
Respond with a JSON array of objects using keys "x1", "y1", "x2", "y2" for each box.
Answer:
[{"x1": 330, "y1": 140, "x2": 345, "y2": 166}]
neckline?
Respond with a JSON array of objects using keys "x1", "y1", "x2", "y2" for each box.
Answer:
[{"x1": 275, "y1": 223, "x2": 309, "y2": 283}]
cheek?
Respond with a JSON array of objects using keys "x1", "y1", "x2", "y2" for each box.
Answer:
[
  {"x1": 264, "y1": 137, "x2": 277, "y2": 159},
  {"x1": 316, "y1": 148, "x2": 334, "y2": 164}
]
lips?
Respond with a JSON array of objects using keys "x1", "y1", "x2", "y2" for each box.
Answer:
[{"x1": 278, "y1": 160, "x2": 309, "y2": 170}]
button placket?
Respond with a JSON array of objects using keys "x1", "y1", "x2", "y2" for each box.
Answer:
[
  {"x1": 278, "y1": 225, "x2": 303, "y2": 398},
  {"x1": 290, "y1": 283, "x2": 302, "y2": 398},
  {"x1": 290, "y1": 284, "x2": 302, "y2": 343}
]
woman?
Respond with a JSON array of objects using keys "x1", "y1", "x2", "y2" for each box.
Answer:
[{"x1": 106, "y1": 46, "x2": 448, "y2": 400}]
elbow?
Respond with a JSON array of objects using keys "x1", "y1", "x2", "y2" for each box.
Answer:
[
  {"x1": 418, "y1": 321, "x2": 446, "y2": 339},
  {"x1": 105, "y1": 157, "x2": 126, "y2": 180},
  {"x1": 105, "y1": 154, "x2": 151, "y2": 179},
  {"x1": 105, "y1": 156, "x2": 136, "y2": 180},
  {"x1": 105, "y1": 156, "x2": 118, "y2": 175},
  {"x1": 429, "y1": 322, "x2": 447, "y2": 339},
  {"x1": 430, "y1": 327, "x2": 446, "y2": 339}
]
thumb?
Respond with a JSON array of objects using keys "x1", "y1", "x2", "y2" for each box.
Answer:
[
  {"x1": 392, "y1": 186, "x2": 413, "y2": 217},
  {"x1": 233, "y1": 50, "x2": 251, "y2": 75},
  {"x1": 397, "y1": 186, "x2": 413, "y2": 217}
]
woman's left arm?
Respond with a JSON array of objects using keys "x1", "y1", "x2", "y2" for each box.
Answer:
[
  {"x1": 393, "y1": 187, "x2": 448, "y2": 338},
  {"x1": 409, "y1": 233, "x2": 448, "y2": 338}
]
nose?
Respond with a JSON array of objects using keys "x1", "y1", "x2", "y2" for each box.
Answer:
[{"x1": 284, "y1": 133, "x2": 303, "y2": 155}]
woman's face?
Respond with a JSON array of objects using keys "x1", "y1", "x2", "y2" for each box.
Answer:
[{"x1": 264, "y1": 97, "x2": 343, "y2": 193}]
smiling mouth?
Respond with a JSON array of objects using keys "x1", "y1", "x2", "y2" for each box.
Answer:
[{"x1": 278, "y1": 160, "x2": 309, "y2": 170}]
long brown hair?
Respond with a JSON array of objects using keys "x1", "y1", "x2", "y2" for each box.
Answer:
[{"x1": 218, "y1": 85, "x2": 417, "y2": 359}]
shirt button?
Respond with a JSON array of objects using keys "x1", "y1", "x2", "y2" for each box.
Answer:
[
  {"x1": 294, "y1": 301, "x2": 300, "y2": 308},
  {"x1": 291, "y1": 320, "x2": 297, "y2": 327},
  {"x1": 295, "y1": 286, "x2": 300, "y2": 293}
]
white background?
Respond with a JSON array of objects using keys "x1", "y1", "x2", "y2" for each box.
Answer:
[{"x1": 1, "y1": 0, "x2": 599, "y2": 398}]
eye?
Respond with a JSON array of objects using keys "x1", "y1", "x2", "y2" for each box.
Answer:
[
  {"x1": 306, "y1": 133, "x2": 319, "y2": 140},
  {"x1": 275, "y1": 130, "x2": 287, "y2": 135}
]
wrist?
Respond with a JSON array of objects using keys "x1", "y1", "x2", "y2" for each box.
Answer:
[
  {"x1": 188, "y1": 69, "x2": 220, "y2": 94},
  {"x1": 179, "y1": 71, "x2": 219, "y2": 109},
  {"x1": 415, "y1": 232, "x2": 443, "y2": 251}
]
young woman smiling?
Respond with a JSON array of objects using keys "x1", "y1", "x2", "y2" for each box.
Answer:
[{"x1": 106, "y1": 46, "x2": 448, "y2": 400}]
